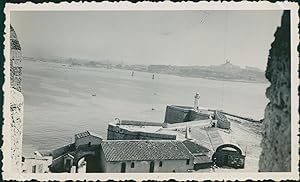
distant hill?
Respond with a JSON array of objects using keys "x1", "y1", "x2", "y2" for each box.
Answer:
[{"x1": 146, "y1": 61, "x2": 267, "y2": 83}]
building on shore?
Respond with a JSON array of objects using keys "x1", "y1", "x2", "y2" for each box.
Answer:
[
  {"x1": 44, "y1": 131, "x2": 102, "y2": 173},
  {"x1": 39, "y1": 133, "x2": 196, "y2": 173},
  {"x1": 36, "y1": 122, "x2": 246, "y2": 173},
  {"x1": 31, "y1": 92, "x2": 247, "y2": 173},
  {"x1": 21, "y1": 152, "x2": 52, "y2": 173},
  {"x1": 75, "y1": 131, "x2": 103, "y2": 149},
  {"x1": 99, "y1": 140, "x2": 194, "y2": 173},
  {"x1": 182, "y1": 139, "x2": 213, "y2": 170}
]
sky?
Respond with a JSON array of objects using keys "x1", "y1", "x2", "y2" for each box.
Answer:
[{"x1": 11, "y1": 10, "x2": 283, "y2": 70}]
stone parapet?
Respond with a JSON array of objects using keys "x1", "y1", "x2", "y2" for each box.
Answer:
[
  {"x1": 119, "y1": 120, "x2": 165, "y2": 127},
  {"x1": 215, "y1": 111, "x2": 230, "y2": 129},
  {"x1": 107, "y1": 124, "x2": 176, "y2": 140}
]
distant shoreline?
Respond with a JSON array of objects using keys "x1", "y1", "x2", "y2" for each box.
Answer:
[
  {"x1": 24, "y1": 58, "x2": 269, "y2": 84},
  {"x1": 135, "y1": 70, "x2": 269, "y2": 84}
]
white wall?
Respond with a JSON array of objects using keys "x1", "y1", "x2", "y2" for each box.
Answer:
[
  {"x1": 105, "y1": 159, "x2": 194, "y2": 173},
  {"x1": 10, "y1": 89, "x2": 24, "y2": 173},
  {"x1": 22, "y1": 157, "x2": 52, "y2": 173}
]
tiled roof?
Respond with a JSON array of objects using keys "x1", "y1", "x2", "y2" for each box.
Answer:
[
  {"x1": 75, "y1": 131, "x2": 90, "y2": 139},
  {"x1": 194, "y1": 155, "x2": 212, "y2": 164},
  {"x1": 75, "y1": 131, "x2": 102, "y2": 140},
  {"x1": 101, "y1": 140, "x2": 194, "y2": 162},
  {"x1": 183, "y1": 140, "x2": 210, "y2": 154}
]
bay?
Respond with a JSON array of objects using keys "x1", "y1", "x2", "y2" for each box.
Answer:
[{"x1": 22, "y1": 60, "x2": 268, "y2": 156}]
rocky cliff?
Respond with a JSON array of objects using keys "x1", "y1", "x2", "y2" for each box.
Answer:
[{"x1": 259, "y1": 11, "x2": 291, "y2": 172}]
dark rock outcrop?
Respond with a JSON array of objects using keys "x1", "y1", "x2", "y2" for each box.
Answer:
[{"x1": 259, "y1": 11, "x2": 291, "y2": 172}]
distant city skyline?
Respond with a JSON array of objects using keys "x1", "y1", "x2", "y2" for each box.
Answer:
[{"x1": 11, "y1": 10, "x2": 283, "y2": 70}]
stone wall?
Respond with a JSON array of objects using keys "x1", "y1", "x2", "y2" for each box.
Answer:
[
  {"x1": 119, "y1": 120, "x2": 165, "y2": 127},
  {"x1": 10, "y1": 25, "x2": 24, "y2": 173},
  {"x1": 164, "y1": 105, "x2": 190, "y2": 123},
  {"x1": 164, "y1": 105, "x2": 210, "y2": 124},
  {"x1": 107, "y1": 124, "x2": 176, "y2": 140},
  {"x1": 10, "y1": 25, "x2": 22, "y2": 92},
  {"x1": 10, "y1": 88, "x2": 24, "y2": 173},
  {"x1": 259, "y1": 11, "x2": 291, "y2": 172}
]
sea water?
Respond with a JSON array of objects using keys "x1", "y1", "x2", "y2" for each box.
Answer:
[{"x1": 22, "y1": 60, "x2": 269, "y2": 155}]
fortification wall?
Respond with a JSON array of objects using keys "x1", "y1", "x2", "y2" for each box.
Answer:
[
  {"x1": 10, "y1": 25, "x2": 24, "y2": 173},
  {"x1": 164, "y1": 105, "x2": 190, "y2": 123},
  {"x1": 164, "y1": 105, "x2": 210, "y2": 124},
  {"x1": 189, "y1": 110, "x2": 211, "y2": 121},
  {"x1": 107, "y1": 124, "x2": 176, "y2": 140},
  {"x1": 259, "y1": 11, "x2": 291, "y2": 172},
  {"x1": 120, "y1": 120, "x2": 165, "y2": 127}
]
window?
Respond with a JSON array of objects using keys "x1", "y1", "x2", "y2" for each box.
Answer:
[
  {"x1": 186, "y1": 159, "x2": 190, "y2": 165},
  {"x1": 32, "y1": 165, "x2": 37, "y2": 173},
  {"x1": 159, "y1": 161, "x2": 163, "y2": 167},
  {"x1": 131, "y1": 162, "x2": 135, "y2": 168}
]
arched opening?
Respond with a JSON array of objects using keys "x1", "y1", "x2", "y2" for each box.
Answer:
[
  {"x1": 212, "y1": 144, "x2": 245, "y2": 169},
  {"x1": 77, "y1": 157, "x2": 86, "y2": 173},
  {"x1": 76, "y1": 154, "x2": 103, "y2": 173}
]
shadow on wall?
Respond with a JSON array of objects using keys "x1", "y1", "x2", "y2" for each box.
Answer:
[{"x1": 259, "y1": 10, "x2": 291, "y2": 172}]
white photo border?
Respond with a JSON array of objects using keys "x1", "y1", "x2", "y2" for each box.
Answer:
[{"x1": 3, "y1": 1, "x2": 299, "y2": 181}]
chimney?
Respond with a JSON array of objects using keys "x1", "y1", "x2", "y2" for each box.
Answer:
[{"x1": 185, "y1": 125, "x2": 190, "y2": 139}]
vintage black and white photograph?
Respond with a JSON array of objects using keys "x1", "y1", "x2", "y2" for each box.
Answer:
[{"x1": 3, "y1": 1, "x2": 298, "y2": 181}]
